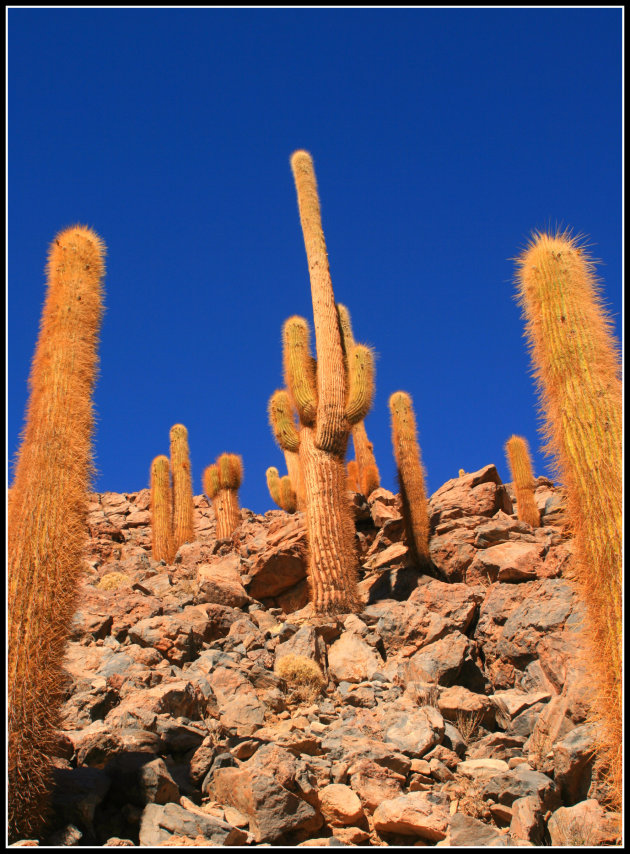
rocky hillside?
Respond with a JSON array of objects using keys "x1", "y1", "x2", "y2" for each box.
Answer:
[{"x1": 12, "y1": 465, "x2": 622, "y2": 847}]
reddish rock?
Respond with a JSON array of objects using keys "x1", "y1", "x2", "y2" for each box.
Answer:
[
  {"x1": 318, "y1": 784, "x2": 365, "y2": 827},
  {"x1": 196, "y1": 555, "x2": 250, "y2": 608},
  {"x1": 466, "y1": 542, "x2": 545, "y2": 585},
  {"x1": 372, "y1": 791, "x2": 450, "y2": 840}
]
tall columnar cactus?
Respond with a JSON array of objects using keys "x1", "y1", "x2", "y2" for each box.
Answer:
[
  {"x1": 346, "y1": 459, "x2": 361, "y2": 492},
  {"x1": 8, "y1": 226, "x2": 105, "y2": 839},
  {"x1": 272, "y1": 150, "x2": 375, "y2": 614},
  {"x1": 515, "y1": 230, "x2": 622, "y2": 803},
  {"x1": 266, "y1": 466, "x2": 298, "y2": 513},
  {"x1": 204, "y1": 453, "x2": 243, "y2": 539},
  {"x1": 505, "y1": 435, "x2": 541, "y2": 528},
  {"x1": 337, "y1": 303, "x2": 381, "y2": 498},
  {"x1": 169, "y1": 423, "x2": 194, "y2": 552},
  {"x1": 389, "y1": 391, "x2": 431, "y2": 568},
  {"x1": 150, "y1": 455, "x2": 174, "y2": 562}
]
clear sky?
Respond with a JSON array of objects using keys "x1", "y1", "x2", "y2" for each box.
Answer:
[{"x1": 8, "y1": 8, "x2": 622, "y2": 516}]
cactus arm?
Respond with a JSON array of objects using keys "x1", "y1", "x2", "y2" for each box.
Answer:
[
  {"x1": 268, "y1": 389, "x2": 300, "y2": 452},
  {"x1": 283, "y1": 316, "x2": 317, "y2": 425},
  {"x1": 345, "y1": 344, "x2": 375, "y2": 424},
  {"x1": 290, "y1": 150, "x2": 348, "y2": 453}
]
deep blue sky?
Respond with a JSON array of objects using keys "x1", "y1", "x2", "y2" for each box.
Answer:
[{"x1": 8, "y1": 8, "x2": 622, "y2": 515}]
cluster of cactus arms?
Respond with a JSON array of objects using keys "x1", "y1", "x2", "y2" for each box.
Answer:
[
  {"x1": 389, "y1": 391, "x2": 431, "y2": 568},
  {"x1": 150, "y1": 455, "x2": 175, "y2": 562},
  {"x1": 267, "y1": 150, "x2": 375, "y2": 615},
  {"x1": 515, "y1": 231, "x2": 622, "y2": 806},
  {"x1": 149, "y1": 424, "x2": 194, "y2": 562},
  {"x1": 8, "y1": 226, "x2": 106, "y2": 840},
  {"x1": 505, "y1": 435, "x2": 540, "y2": 528},
  {"x1": 266, "y1": 466, "x2": 297, "y2": 513},
  {"x1": 337, "y1": 303, "x2": 381, "y2": 498},
  {"x1": 203, "y1": 452, "x2": 243, "y2": 539}
]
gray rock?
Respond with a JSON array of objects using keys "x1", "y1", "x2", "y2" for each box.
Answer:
[{"x1": 138, "y1": 802, "x2": 247, "y2": 846}]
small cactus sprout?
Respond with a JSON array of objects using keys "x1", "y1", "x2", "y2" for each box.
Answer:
[
  {"x1": 458, "y1": 469, "x2": 466, "y2": 477},
  {"x1": 515, "y1": 230, "x2": 622, "y2": 804},
  {"x1": 8, "y1": 226, "x2": 105, "y2": 839},
  {"x1": 389, "y1": 391, "x2": 431, "y2": 567},
  {"x1": 205, "y1": 453, "x2": 243, "y2": 539},
  {"x1": 150, "y1": 455, "x2": 175, "y2": 563},
  {"x1": 169, "y1": 424, "x2": 194, "y2": 551},
  {"x1": 505, "y1": 435, "x2": 540, "y2": 528}
]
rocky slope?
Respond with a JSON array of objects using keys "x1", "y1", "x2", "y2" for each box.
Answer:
[{"x1": 11, "y1": 465, "x2": 622, "y2": 847}]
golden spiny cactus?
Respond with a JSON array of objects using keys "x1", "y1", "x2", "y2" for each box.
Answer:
[
  {"x1": 346, "y1": 459, "x2": 360, "y2": 492},
  {"x1": 337, "y1": 303, "x2": 381, "y2": 497},
  {"x1": 204, "y1": 453, "x2": 243, "y2": 539},
  {"x1": 169, "y1": 423, "x2": 194, "y2": 551},
  {"x1": 389, "y1": 391, "x2": 431, "y2": 567},
  {"x1": 150, "y1": 455, "x2": 174, "y2": 562},
  {"x1": 505, "y1": 435, "x2": 540, "y2": 528},
  {"x1": 8, "y1": 226, "x2": 105, "y2": 839},
  {"x1": 275, "y1": 150, "x2": 374, "y2": 614},
  {"x1": 515, "y1": 230, "x2": 622, "y2": 805}
]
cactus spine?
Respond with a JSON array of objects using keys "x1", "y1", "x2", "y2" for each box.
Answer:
[
  {"x1": 515, "y1": 231, "x2": 622, "y2": 803},
  {"x1": 150, "y1": 455, "x2": 174, "y2": 562},
  {"x1": 389, "y1": 391, "x2": 431, "y2": 567},
  {"x1": 169, "y1": 423, "x2": 194, "y2": 551},
  {"x1": 278, "y1": 150, "x2": 374, "y2": 614},
  {"x1": 337, "y1": 303, "x2": 381, "y2": 497},
  {"x1": 505, "y1": 435, "x2": 540, "y2": 528},
  {"x1": 204, "y1": 453, "x2": 243, "y2": 539},
  {"x1": 8, "y1": 226, "x2": 105, "y2": 839}
]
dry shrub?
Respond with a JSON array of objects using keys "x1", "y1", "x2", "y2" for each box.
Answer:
[
  {"x1": 549, "y1": 811, "x2": 599, "y2": 847},
  {"x1": 454, "y1": 709, "x2": 484, "y2": 743},
  {"x1": 443, "y1": 775, "x2": 491, "y2": 822},
  {"x1": 96, "y1": 572, "x2": 131, "y2": 590},
  {"x1": 275, "y1": 654, "x2": 326, "y2": 703}
]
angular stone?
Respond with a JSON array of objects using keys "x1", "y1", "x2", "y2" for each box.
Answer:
[
  {"x1": 327, "y1": 632, "x2": 383, "y2": 683},
  {"x1": 197, "y1": 555, "x2": 250, "y2": 608},
  {"x1": 547, "y1": 800, "x2": 621, "y2": 847},
  {"x1": 466, "y1": 542, "x2": 544, "y2": 585},
  {"x1": 211, "y1": 765, "x2": 320, "y2": 842},
  {"x1": 383, "y1": 706, "x2": 444, "y2": 757},
  {"x1": 372, "y1": 791, "x2": 450, "y2": 840},
  {"x1": 318, "y1": 784, "x2": 365, "y2": 827},
  {"x1": 404, "y1": 631, "x2": 470, "y2": 686},
  {"x1": 138, "y1": 802, "x2": 246, "y2": 846}
]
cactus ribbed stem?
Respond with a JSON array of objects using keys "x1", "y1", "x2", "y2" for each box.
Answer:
[
  {"x1": 214, "y1": 488, "x2": 241, "y2": 539},
  {"x1": 346, "y1": 459, "x2": 360, "y2": 492},
  {"x1": 389, "y1": 391, "x2": 431, "y2": 567},
  {"x1": 505, "y1": 435, "x2": 540, "y2": 528},
  {"x1": 283, "y1": 317, "x2": 317, "y2": 425},
  {"x1": 515, "y1": 231, "x2": 622, "y2": 803},
  {"x1": 269, "y1": 389, "x2": 300, "y2": 453},
  {"x1": 150, "y1": 455, "x2": 174, "y2": 562},
  {"x1": 169, "y1": 424, "x2": 194, "y2": 551},
  {"x1": 206, "y1": 453, "x2": 242, "y2": 539},
  {"x1": 298, "y1": 427, "x2": 359, "y2": 613},
  {"x1": 8, "y1": 226, "x2": 105, "y2": 839},
  {"x1": 291, "y1": 150, "x2": 348, "y2": 454},
  {"x1": 284, "y1": 449, "x2": 305, "y2": 509}
]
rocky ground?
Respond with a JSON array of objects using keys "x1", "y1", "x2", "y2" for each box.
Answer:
[{"x1": 11, "y1": 465, "x2": 622, "y2": 847}]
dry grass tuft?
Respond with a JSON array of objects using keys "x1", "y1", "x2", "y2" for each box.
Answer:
[
  {"x1": 96, "y1": 571, "x2": 131, "y2": 590},
  {"x1": 454, "y1": 709, "x2": 484, "y2": 743},
  {"x1": 275, "y1": 654, "x2": 326, "y2": 703}
]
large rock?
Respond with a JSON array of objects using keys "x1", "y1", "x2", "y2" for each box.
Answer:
[
  {"x1": 138, "y1": 802, "x2": 247, "y2": 846},
  {"x1": 404, "y1": 631, "x2": 470, "y2": 686},
  {"x1": 211, "y1": 765, "x2": 320, "y2": 842},
  {"x1": 327, "y1": 632, "x2": 383, "y2": 683},
  {"x1": 245, "y1": 518, "x2": 308, "y2": 599},
  {"x1": 382, "y1": 706, "x2": 444, "y2": 757},
  {"x1": 547, "y1": 800, "x2": 621, "y2": 847},
  {"x1": 372, "y1": 791, "x2": 450, "y2": 840},
  {"x1": 429, "y1": 465, "x2": 513, "y2": 524},
  {"x1": 318, "y1": 784, "x2": 365, "y2": 827},
  {"x1": 552, "y1": 723, "x2": 598, "y2": 804},
  {"x1": 466, "y1": 542, "x2": 545, "y2": 585},
  {"x1": 196, "y1": 555, "x2": 250, "y2": 608}
]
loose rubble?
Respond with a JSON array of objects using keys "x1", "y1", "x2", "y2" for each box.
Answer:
[{"x1": 11, "y1": 466, "x2": 622, "y2": 846}]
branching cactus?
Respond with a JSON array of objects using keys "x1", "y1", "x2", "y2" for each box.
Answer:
[
  {"x1": 337, "y1": 303, "x2": 381, "y2": 497},
  {"x1": 505, "y1": 435, "x2": 540, "y2": 528},
  {"x1": 169, "y1": 423, "x2": 194, "y2": 551},
  {"x1": 515, "y1": 230, "x2": 622, "y2": 804},
  {"x1": 204, "y1": 453, "x2": 243, "y2": 539},
  {"x1": 266, "y1": 466, "x2": 298, "y2": 513},
  {"x1": 269, "y1": 149, "x2": 375, "y2": 614},
  {"x1": 389, "y1": 391, "x2": 431, "y2": 568},
  {"x1": 8, "y1": 226, "x2": 105, "y2": 839},
  {"x1": 150, "y1": 455, "x2": 174, "y2": 562}
]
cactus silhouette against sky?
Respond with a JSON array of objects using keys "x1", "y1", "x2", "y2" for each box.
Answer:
[
  {"x1": 8, "y1": 226, "x2": 105, "y2": 839},
  {"x1": 505, "y1": 435, "x2": 540, "y2": 528},
  {"x1": 169, "y1": 423, "x2": 194, "y2": 551},
  {"x1": 204, "y1": 453, "x2": 243, "y2": 539},
  {"x1": 150, "y1": 454, "x2": 174, "y2": 562}
]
